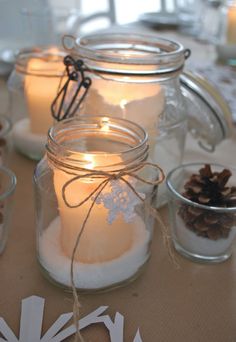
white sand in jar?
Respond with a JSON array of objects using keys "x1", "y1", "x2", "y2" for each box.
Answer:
[
  {"x1": 175, "y1": 216, "x2": 236, "y2": 256},
  {"x1": 39, "y1": 216, "x2": 150, "y2": 289},
  {"x1": 12, "y1": 118, "x2": 46, "y2": 159}
]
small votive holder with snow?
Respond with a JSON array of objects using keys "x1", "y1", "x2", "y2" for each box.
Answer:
[
  {"x1": 7, "y1": 47, "x2": 66, "y2": 160},
  {"x1": 0, "y1": 166, "x2": 17, "y2": 253},
  {"x1": 166, "y1": 163, "x2": 236, "y2": 263},
  {"x1": 34, "y1": 116, "x2": 161, "y2": 292}
]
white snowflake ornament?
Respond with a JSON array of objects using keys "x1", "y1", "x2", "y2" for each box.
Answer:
[
  {"x1": 0, "y1": 296, "x2": 143, "y2": 342},
  {"x1": 95, "y1": 180, "x2": 145, "y2": 224}
]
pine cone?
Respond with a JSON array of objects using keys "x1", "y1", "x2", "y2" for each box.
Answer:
[{"x1": 179, "y1": 164, "x2": 236, "y2": 240}]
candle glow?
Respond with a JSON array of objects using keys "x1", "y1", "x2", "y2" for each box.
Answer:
[
  {"x1": 24, "y1": 50, "x2": 64, "y2": 135},
  {"x1": 53, "y1": 147, "x2": 144, "y2": 264},
  {"x1": 81, "y1": 79, "x2": 165, "y2": 131}
]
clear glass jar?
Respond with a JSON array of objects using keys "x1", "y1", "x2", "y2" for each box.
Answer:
[
  {"x1": 216, "y1": 0, "x2": 236, "y2": 65},
  {"x1": 63, "y1": 33, "x2": 188, "y2": 207},
  {"x1": 34, "y1": 116, "x2": 160, "y2": 292},
  {"x1": 62, "y1": 32, "x2": 231, "y2": 206},
  {"x1": 167, "y1": 163, "x2": 236, "y2": 263},
  {"x1": 7, "y1": 47, "x2": 66, "y2": 160}
]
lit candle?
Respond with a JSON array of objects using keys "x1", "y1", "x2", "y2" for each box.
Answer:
[
  {"x1": 81, "y1": 79, "x2": 165, "y2": 131},
  {"x1": 227, "y1": 4, "x2": 236, "y2": 44},
  {"x1": 12, "y1": 48, "x2": 65, "y2": 160},
  {"x1": 53, "y1": 152, "x2": 143, "y2": 263},
  {"x1": 24, "y1": 50, "x2": 64, "y2": 135}
]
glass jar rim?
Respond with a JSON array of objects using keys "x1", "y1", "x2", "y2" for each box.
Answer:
[
  {"x1": 166, "y1": 162, "x2": 236, "y2": 212},
  {"x1": 0, "y1": 115, "x2": 12, "y2": 138},
  {"x1": 47, "y1": 115, "x2": 148, "y2": 170},
  {"x1": 15, "y1": 46, "x2": 66, "y2": 77},
  {"x1": 63, "y1": 32, "x2": 187, "y2": 75},
  {"x1": 0, "y1": 166, "x2": 17, "y2": 201}
]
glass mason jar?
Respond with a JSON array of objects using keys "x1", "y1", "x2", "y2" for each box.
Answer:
[
  {"x1": 215, "y1": 0, "x2": 236, "y2": 65},
  {"x1": 34, "y1": 116, "x2": 161, "y2": 292},
  {"x1": 7, "y1": 47, "x2": 66, "y2": 160},
  {"x1": 62, "y1": 32, "x2": 231, "y2": 207},
  {"x1": 63, "y1": 33, "x2": 188, "y2": 207}
]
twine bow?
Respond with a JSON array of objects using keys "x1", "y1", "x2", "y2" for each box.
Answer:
[
  {"x1": 62, "y1": 162, "x2": 164, "y2": 209},
  {"x1": 52, "y1": 158, "x2": 179, "y2": 342}
]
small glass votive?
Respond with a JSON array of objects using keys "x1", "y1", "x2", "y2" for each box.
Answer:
[
  {"x1": 166, "y1": 163, "x2": 236, "y2": 263},
  {"x1": 0, "y1": 115, "x2": 12, "y2": 165},
  {"x1": 0, "y1": 166, "x2": 17, "y2": 253},
  {"x1": 7, "y1": 47, "x2": 65, "y2": 160}
]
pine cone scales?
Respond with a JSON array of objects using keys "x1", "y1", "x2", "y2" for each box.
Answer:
[{"x1": 179, "y1": 164, "x2": 236, "y2": 240}]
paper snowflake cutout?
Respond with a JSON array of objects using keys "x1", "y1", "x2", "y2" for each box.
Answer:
[
  {"x1": 0, "y1": 296, "x2": 143, "y2": 342},
  {"x1": 95, "y1": 180, "x2": 145, "y2": 224}
]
